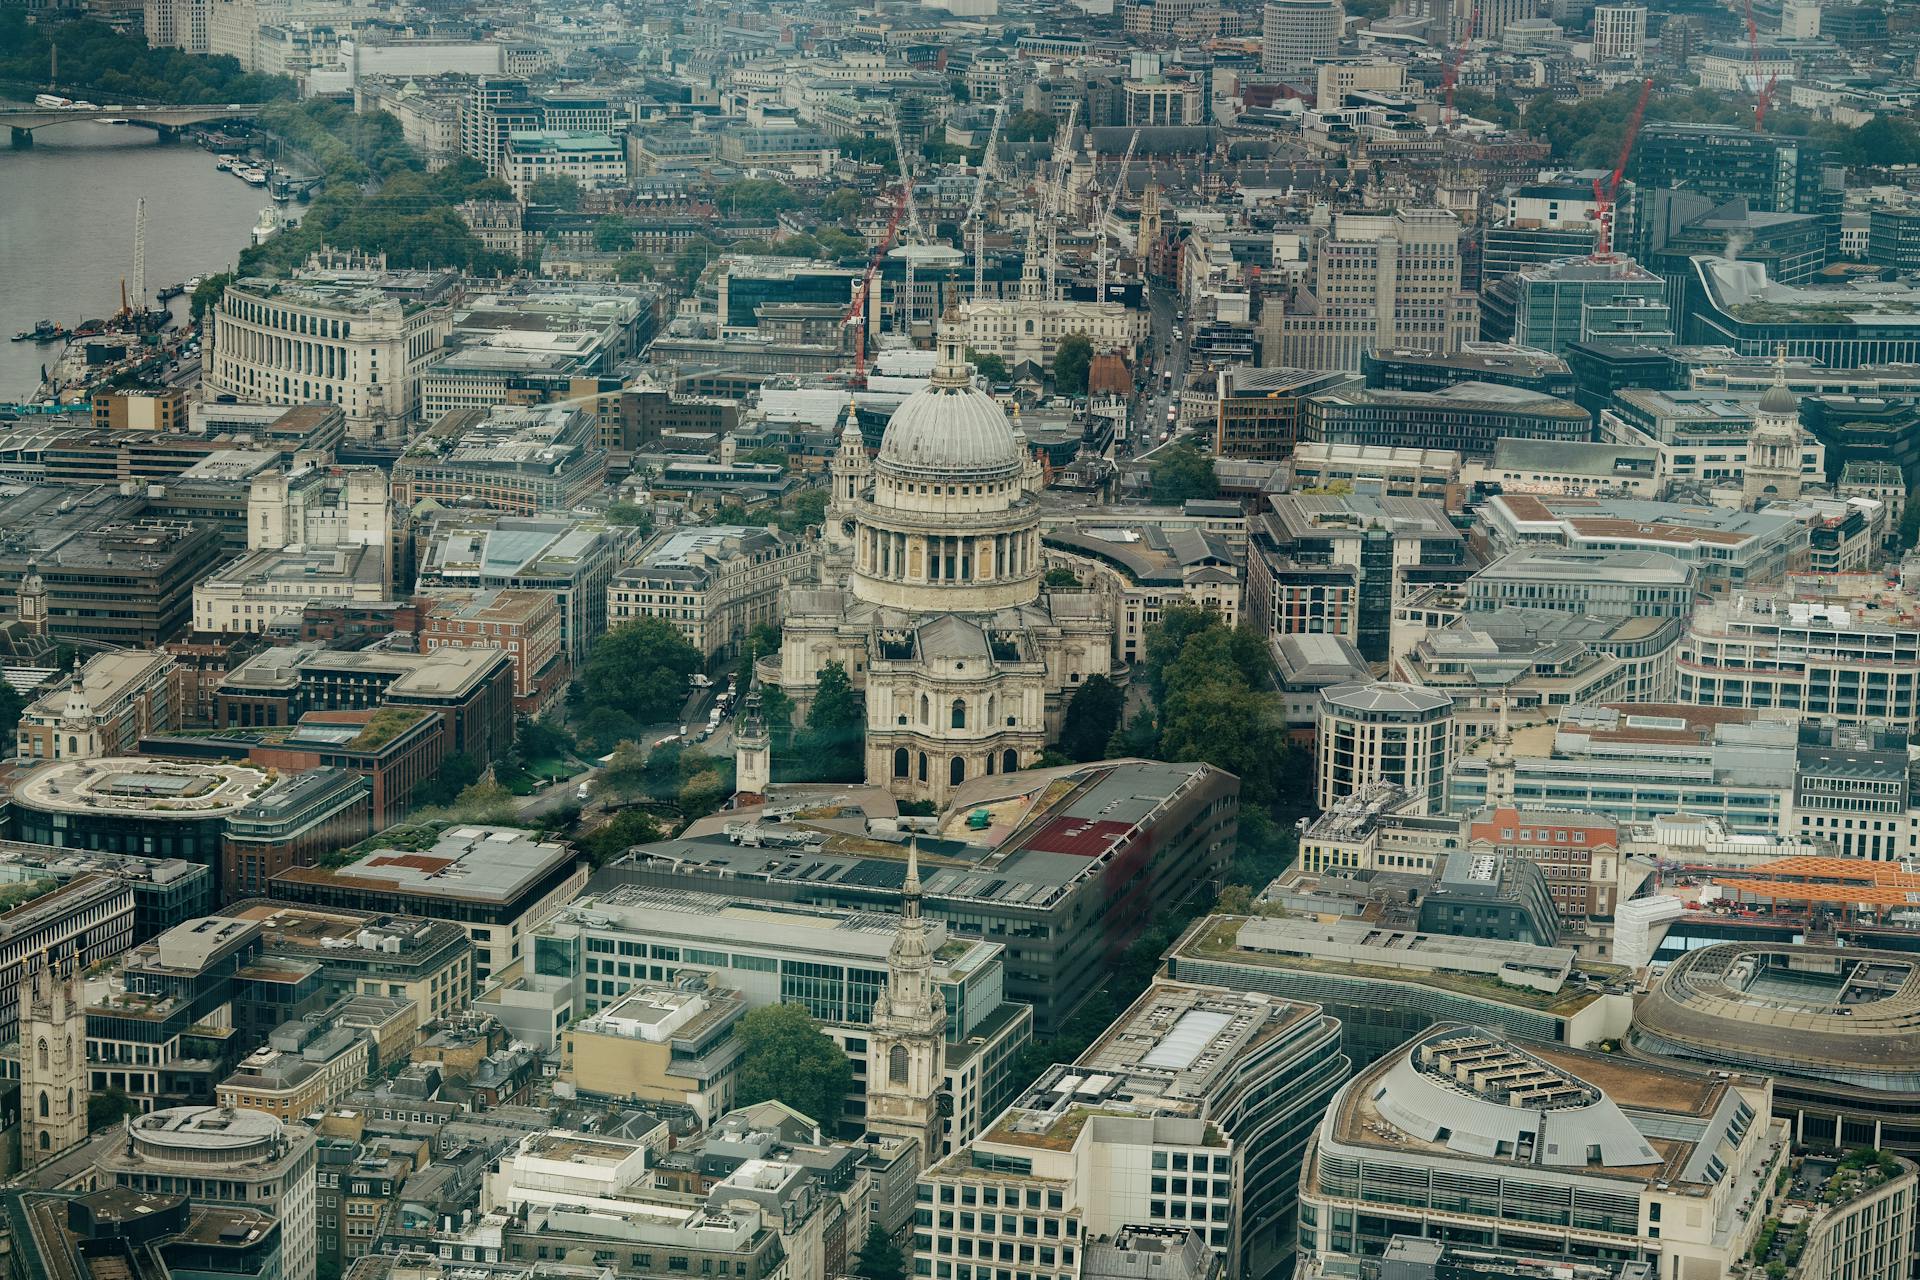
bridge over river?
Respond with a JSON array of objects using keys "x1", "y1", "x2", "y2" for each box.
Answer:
[{"x1": 3, "y1": 103, "x2": 267, "y2": 145}]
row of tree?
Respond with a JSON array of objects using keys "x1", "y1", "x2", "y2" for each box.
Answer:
[
  {"x1": 241, "y1": 100, "x2": 518, "y2": 276},
  {"x1": 1505, "y1": 81, "x2": 1920, "y2": 173},
  {"x1": 0, "y1": 15, "x2": 294, "y2": 104}
]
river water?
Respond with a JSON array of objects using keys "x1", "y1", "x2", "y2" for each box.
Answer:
[{"x1": 0, "y1": 116, "x2": 267, "y2": 401}]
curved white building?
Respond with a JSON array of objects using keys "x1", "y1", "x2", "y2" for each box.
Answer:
[
  {"x1": 773, "y1": 319, "x2": 1115, "y2": 804},
  {"x1": 205, "y1": 255, "x2": 457, "y2": 442},
  {"x1": 100, "y1": 1105, "x2": 317, "y2": 1280}
]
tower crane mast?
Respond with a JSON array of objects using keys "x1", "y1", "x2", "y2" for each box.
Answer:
[
  {"x1": 1590, "y1": 76, "x2": 1653, "y2": 261},
  {"x1": 1042, "y1": 101, "x2": 1078, "y2": 303},
  {"x1": 969, "y1": 105, "x2": 1006, "y2": 299},
  {"x1": 1095, "y1": 129, "x2": 1139, "y2": 301},
  {"x1": 841, "y1": 185, "x2": 909, "y2": 386}
]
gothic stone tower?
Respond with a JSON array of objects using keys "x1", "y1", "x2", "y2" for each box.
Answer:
[
  {"x1": 865, "y1": 840, "x2": 948, "y2": 1164},
  {"x1": 23, "y1": 952, "x2": 88, "y2": 1164}
]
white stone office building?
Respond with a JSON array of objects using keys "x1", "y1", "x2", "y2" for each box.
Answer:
[{"x1": 206, "y1": 253, "x2": 458, "y2": 441}]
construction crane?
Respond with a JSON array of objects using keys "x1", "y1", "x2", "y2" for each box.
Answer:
[
  {"x1": 117, "y1": 197, "x2": 148, "y2": 328},
  {"x1": 888, "y1": 107, "x2": 924, "y2": 245},
  {"x1": 1743, "y1": 0, "x2": 1776, "y2": 127},
  {"x1": 132, "y1": 197, "x2": 147, "y2": 320},
  {"x1": 841, "y1": 185, "x2": 909, "y2": 387},
  {"x1": 1095, "y1": 129, "x2": 1139, "y2": 302},
  {"x1": 1442, "y1": 4, "x2": 1480, "y2": 130},
  {"x1": 968, "y1": 105, "x2": 1006, "y2": 300},
  {"x1": 1590, "y1": 76, "x2": 1653, "y2": 261},
  {"x1": 1042, "y1": 101, "x2": 1079, "y2": 303}
]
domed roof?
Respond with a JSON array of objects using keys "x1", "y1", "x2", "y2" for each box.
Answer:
[
  {"x1": 1759, "y1": 381, "x2": 1799, "y2": 417},
  {"x1": 876, "y1": 326, "x2": 1024, "y2": 478},
  {"x1": 1758, "y1": 348, "x2": 1799, "y2": 417}
]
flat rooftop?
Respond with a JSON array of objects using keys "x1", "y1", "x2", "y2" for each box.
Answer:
[
  {"x1": 275, "y1": 826, "x2": 575, "y2": 904},
  {"x1": 613, "y1": 760, "x2": 1221, "y2": 912},
  {"x1": 12, "y1": 757, "x2": 271, "y2": 819}
]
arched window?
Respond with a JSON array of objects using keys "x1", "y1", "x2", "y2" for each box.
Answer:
[
  {"x1": 986, "y1": 695, "x2": 995, "y2": 723},
  {"x1": 920, "y1": 694, "x2": 930, "y2": 724},
  {"x1": 66, "y1": 735, "x2": 77, "y2": 755},
  {"x1": 66, "y1": 1088, "x2": 72, "y2": 1113},
  {"x1": 36, "y1": 1039, "x2": 46, "y2": 1072},
  {"x1": 917, "y1": 753, "x2": 928, "y2": 783},
  {"x1": 37, "y1": 1132, "x2": 48, "y2": 1150},
  {"x1": 889, "y1": 1044, "x2": 910, "y2": 1084},
  {"x1": 1003, "y1": 749, "x2": 1018, "y2": 774},
  {"x1": 38, "y1": 1091, "x2": 48, "y2": 1118},
  {"x1": 950, "y1": 756, "x2": 965, "y2": 786},
  {"x1": 893, "y1": 748, "x2": 909, "y2": 778},
  {"x1": 951, "y1": 699, "x2": 966, "y2": 729}
]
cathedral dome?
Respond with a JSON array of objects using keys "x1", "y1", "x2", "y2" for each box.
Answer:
[{"x1": 876, "y1": 328, "x2": 1023, "y2": 479}]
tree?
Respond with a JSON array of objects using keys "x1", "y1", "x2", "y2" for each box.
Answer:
[
  {"x1": 517, "y1": 717, "x2": 575, "y2": 763},
  {"x1": 189, "y1": 273, "x2": 232, "y2": 323},
  {"x1": 1150, "y1": 442, "x2": 1220, "y2": 504},
  {"x1": 967, "y1": 348, "x2": 1010, "y2": 382},
  {"x1": 410, "y1": 752, "x2": 480, "y2": 808},
  {"x1": 815, "y1": 227, "x2": 865, "y2": 261},
  {"x1": 88, "y1": 1086, "x2": 139, "y2": 1132},
  {"x1": 675, "y1": 238, "x2": 722, "y2": 291},
  {"x1": 801, "y1": 662, "x2": 864, "y2": 781},
  {"x1": 576, "y1": 809, "x2": 664, "y2": 865},
  {"x1": 1901, "y1": 492, "x2": 1920, "y2": 550},
  {"x1": 583, "y1": 619, "x2": 704, "y2": 725},
  {"x1": 1052, "y1": 333, "x2": 1094, "y2": 395},
  {"x1": 1005, "y1": 109, "x2": 1058, "y2": 142},
  {"x1": 593, "y1": 215, "x2": 633, "y2": 252},
  {"x1": 1058, "y1": 675, "x2": 1124, "y2": 762},
  {"x1": 733, "y1": 1003, "x2": 854, "y2": 1127},
  {"x1": 613, "y1": 252, "x2": 655, "y2": 282},
  {"x1": 716, "y1": 179, "x2": 801, "y2": 216},
  {"x1": 680, "y1": 767, "x2": 731, "y2": 818},
  {"x1": 603, "y1": 501, "x2": 655, "y2": 531},
  {"x1": 1043, "y1": 567, "x2": 1080, "y2": 588},
  {"x1": 922, "y1": 139, "x2": 965, "y2": 164},
  {"x1": 742, "y1": 446, "x2": 788, "y2": 466},
  {"x1": 0, "y1": 681, "x2": 22, "y2": 747},
  {"x1": 576, "y1": 707, "x2": 639, "y2": 755},
  {"x1": 855, "y1": 1225, "x2": 906, "y2": 1280},
  {"x1": 822, "y1": 188, "x2": 866, "y2": 221},
  {"x1": 527, "y1": 175, "x2": 583, "y2": 209},
  {"x1": 1214, "y1": 884, "x2": 1256, "y2": 915}
]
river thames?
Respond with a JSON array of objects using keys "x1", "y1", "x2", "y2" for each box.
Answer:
[{"x1": 0, "y1": 116, "x2": 266, "y2": 401}]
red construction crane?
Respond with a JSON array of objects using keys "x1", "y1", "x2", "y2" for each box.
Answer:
[
  {"x1": 1442, "y1": 4, "x2": 1480, "y2": 130},
  {"x1": 1591, "y1": 76, "x2": 1653, "y2": 260},
  {"x1": 1743, "y1": 0, "x2": 1775, "y2": 127},
  {"x1": 841, "y1": 184, "x2": 909, "y2": 387}
]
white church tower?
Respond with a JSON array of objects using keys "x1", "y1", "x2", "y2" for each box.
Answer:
[
  {"x1": 1744, "y1": 349, "x2": 1806, "y2": 508},
  {"x1": 22, "y1": 951, "x2": 88, "y2": 1165},
  {"x1": 865, "y1": 840, "x2": 948, "y2": 1164}
]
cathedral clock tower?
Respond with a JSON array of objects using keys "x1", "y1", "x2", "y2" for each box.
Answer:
[{"x1": 865, "y1": 840, "x2": 948, "y2": 1164}]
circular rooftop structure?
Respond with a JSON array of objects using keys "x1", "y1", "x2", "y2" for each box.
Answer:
[
  {"x1": 1632, "y1": 942, "x2": 1920, "y2": 1094},
  {"x1": 128, "y1": 1106, "x2": 287, "y2": 1165},
  {"x1": 1320, "y1": 681, "x2": 1454, "y2": 719},
  {"x1": 11, "y1": 757, "x2": 271, "y2": 819}
]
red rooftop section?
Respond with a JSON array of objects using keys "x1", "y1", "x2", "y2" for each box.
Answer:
[{"x1": 1024, "y1": 818, "x2": 1133, "y2": 857}]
